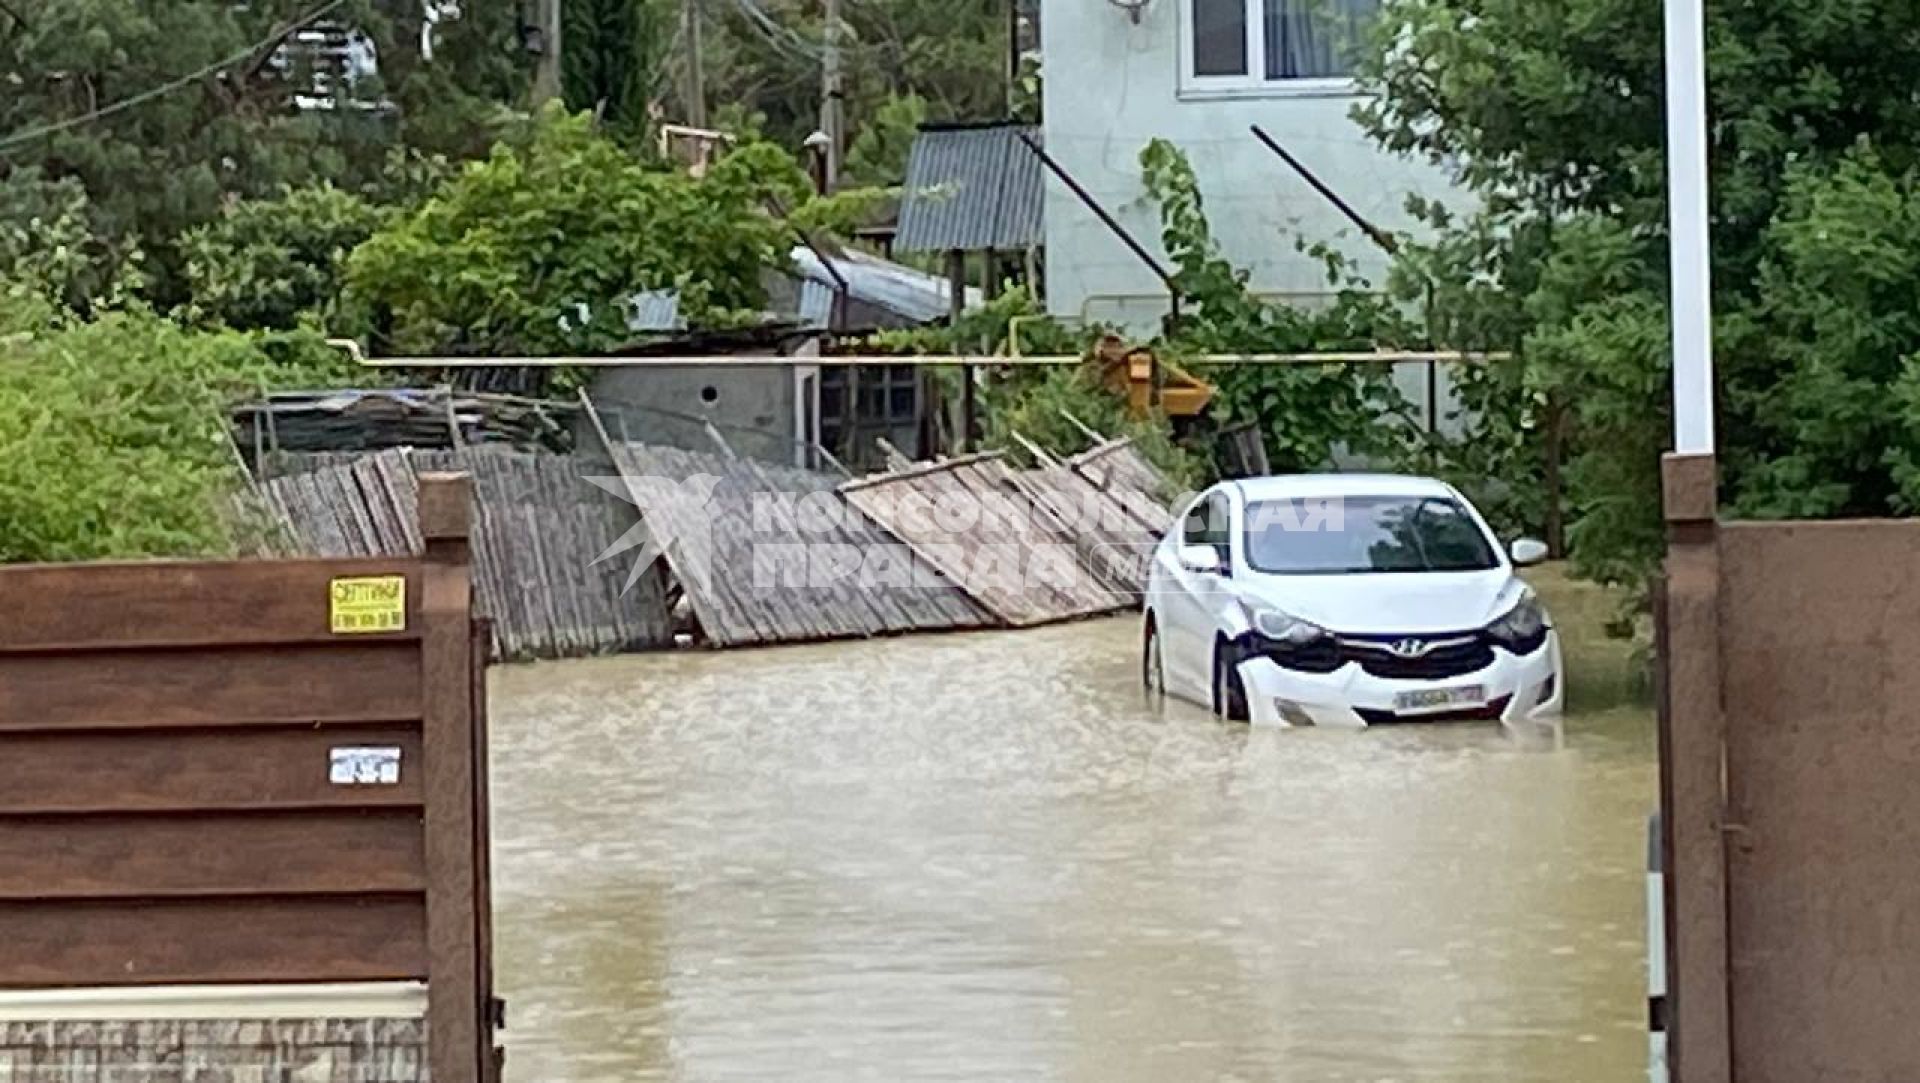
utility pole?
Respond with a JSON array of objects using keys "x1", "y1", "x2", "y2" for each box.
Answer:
[
  {"x1": 1007, "y1": 0, "x2": 1020, "y2": 118},
  {"x1": 533, "y1": 0, "x2": 564, "y2": 105},
  {"x1": 684, "y1": 0, "x2": 708, "y2": 127},
  {"x1": 821, "y1": 0, "x2": 843, "y2": 190},
  {"x1": 1665, "y1": 0, "x2": 1713, "y2": 454}
]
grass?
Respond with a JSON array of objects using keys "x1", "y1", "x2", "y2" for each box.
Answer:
[{"x1": 1524, "y1": 562, "x2": 1649, "y2": 712}]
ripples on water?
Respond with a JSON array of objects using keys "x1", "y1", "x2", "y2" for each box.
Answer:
[{"x1": 490, "y1": 616, "x2": 1656, "y2": 1082}]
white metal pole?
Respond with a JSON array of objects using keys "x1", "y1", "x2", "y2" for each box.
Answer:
[{"x1": 1664, "y1": 0, "x2": 1714, "y2": 455}]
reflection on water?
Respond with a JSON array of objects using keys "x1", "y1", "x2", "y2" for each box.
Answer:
[{"x1": 491, "y1": 616, "x2": 1655, "y2": 1082}]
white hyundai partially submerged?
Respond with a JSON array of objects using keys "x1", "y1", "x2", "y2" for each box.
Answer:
[{"x1": 1142, "y1": 474, "x2": 1564, "y2": 727}]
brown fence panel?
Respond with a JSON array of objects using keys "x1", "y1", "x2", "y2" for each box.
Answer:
[
  {"x1": 0, "y1": 473, "x2": 495, "y2": 1083},
  {"x1": 1656, "y1": 453, "x2": 1731, "y2": 1083},
  {"x1": 1717, "y1": 520, "x2": 1920, "y2": 1082}
]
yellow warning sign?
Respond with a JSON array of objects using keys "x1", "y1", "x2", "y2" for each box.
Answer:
[{"x1": 329, "y1": 576, "x2": 407, "y2": 634}]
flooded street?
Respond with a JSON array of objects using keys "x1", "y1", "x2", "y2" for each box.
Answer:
[{"x1": 490, "y1": 613, "x2": 1656, "y2": 1082}]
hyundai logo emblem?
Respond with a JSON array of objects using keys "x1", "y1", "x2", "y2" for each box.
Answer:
[{"x1": 1389, "y1": 638, "x2": 1432, "y2": 658}]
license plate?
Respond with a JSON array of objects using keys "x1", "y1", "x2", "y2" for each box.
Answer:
[{"x1": 1393, "y1": 685, "x2": 1486, "y2": 713}]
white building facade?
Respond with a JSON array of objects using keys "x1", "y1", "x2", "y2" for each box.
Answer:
[{"x1": 1039, "y1": 0, "x2": 1465, "y2": 331}]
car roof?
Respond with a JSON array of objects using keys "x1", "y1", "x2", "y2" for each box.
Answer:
[{"x1": 1228, "y1": 473, "x2": 1458, "y2": 501}]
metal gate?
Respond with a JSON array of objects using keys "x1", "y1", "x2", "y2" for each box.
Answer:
[
  {"x1": 0, "y1": 473, "x2": 498, "y2": 1082},
  {"x1": 1659, "y1": 453, "x2": 1920, "y2": 1081}
]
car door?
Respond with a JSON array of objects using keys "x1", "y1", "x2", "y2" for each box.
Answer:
[{"x1": 1159, "y1": 487, "x2": 1233, "y2": 699}]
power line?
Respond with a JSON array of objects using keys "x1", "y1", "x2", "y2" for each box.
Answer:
[
  {"x1": 651, "y1": 21, "x2": 689, "y2": 100},
  {"x1": 728, "y1": 0, "x2": 830, "y2": 63},
  {"x1": 0, "y1": 0, "x2": 351, "y2": 154}
]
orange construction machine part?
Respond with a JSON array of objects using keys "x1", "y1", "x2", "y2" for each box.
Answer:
[{"x1": 1090, "y1": 335, "x2": 1213, "y2": 419}]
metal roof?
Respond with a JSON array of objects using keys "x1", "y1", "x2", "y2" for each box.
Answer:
[
  {"x1": 789, "y1": 245, "x2": 981, "y2": 328},
  {"x1": 623, "y1": 289, "x2": 685, "y2": 332},
  {"x1": 895, "y1": 123, "x2": 1044, "y2": 254}
]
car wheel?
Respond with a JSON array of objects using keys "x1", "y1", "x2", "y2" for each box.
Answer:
[
  {"x1": 1143, "y1": 617, "x2": 1166, "y2": 700},
  {"x1": 1212, "y1": 638, "x2": 1250, "y2": 723}
]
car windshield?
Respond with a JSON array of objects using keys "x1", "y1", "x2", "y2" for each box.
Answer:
[{"x1": 1243, "y1": 495, "x2": 1499, "y2": 574}]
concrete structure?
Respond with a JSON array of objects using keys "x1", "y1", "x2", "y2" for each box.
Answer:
[
  {"x1": 1039, "y1": 0, "x2": 1464, "y2": 330},
  {"x1": 590, "y1": 360, "x2": 816, "y2": 467}
]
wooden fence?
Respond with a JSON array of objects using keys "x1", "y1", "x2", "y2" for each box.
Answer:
[
  {"x1": 840, "y1": 452, "x2": 1132, "y2": 626},
  {"x1": 0, "y1": 474, "x2": 498, "y2": 1083},
  {"x1": 605, "y1": 442, "x2": 993, "y2": 647},
  {"x1": 255, "y1": 447, "x2": 673, "y2": 660}
]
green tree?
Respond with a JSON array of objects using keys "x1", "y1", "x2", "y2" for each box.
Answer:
[
  {"x1": 563, "y1": 0, "x2": 677, "y2": 142},
  {"x1": 0, "y1": 167, "x2": 143, "y2": 313},
  {"x1": 0, "y1": 298, "x2": 355, "y2": 562},
  {"x1": 1355, "y1": 0, "x2": 1920, "y2": 585},
  {"x1": 181, "y1": 183, "x2": 388, "y2": 331},
  {"x1": 344, "y1": 108, "x2": 817, "y2": 354},
  {"x1": 0, "y1": 1, "x2": 528, "y2": 305},
  {"x1": 843, "y1": 92, "x2": 925, "y2": 187},
  {"x1": 1138, "y1": 139, "x2": 1419, "y2": 473},
  {"x1": 692, "y1": 0, "x2": 1010, "y2": 152}
]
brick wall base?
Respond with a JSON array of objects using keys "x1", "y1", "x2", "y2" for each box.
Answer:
[{"x1": 0, "y1": 1018, "x2": 427, "y2": 1083}]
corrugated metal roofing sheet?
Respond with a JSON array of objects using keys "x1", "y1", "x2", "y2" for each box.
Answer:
[
  {"x1": 895, "y1": 124, "x2": 1044, "y2": 254},
  {"x1": 789, "y1": 246, "x2": 981, "y2": 327},
  {"x1": 624, "y1": 289, "x2": 685, "y2": 332},
  {"x1": 796, "y1": 278, "x2": 836, "y2": 330}
]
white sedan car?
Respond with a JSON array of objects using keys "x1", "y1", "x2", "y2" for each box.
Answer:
[{"x1": 1142, "y1": 473, "x2": 1563, "y2": 727}]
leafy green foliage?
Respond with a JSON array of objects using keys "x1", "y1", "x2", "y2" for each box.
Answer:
[
  {"x1": 1138, "y1": 139, "x2": 1420, "y2": 474},
  {"x1": 0, "y1": 167, "x2": 144, "y2": 314},
  {"x1": 181, "y1": 184, "x2": 388, "y2": 331},
  {"x1": 0, "y1": 302, "x2": 354, "y2": 562},
  {"x1": 843, "y1": 93, "x2": 926, "y2": 187},
  {"x1": 344, "y1": 109, "x2": 811, "y2": 353},
  {"x1": 1741, "y1": 149, "x2": 1920, "y2": 517},
  {"x1": 861, "y1": 287, "x2": 1206, "y2": 484},
  {"x1": 1354, "y1": 0, "x2": 1920, "y2": 587},
  {"x1": 867, "y1": 285, "x2": 1087, "y2": 355},
  {"x1": 563, "y1": 0, "x2": 678, "y2": 143},
  {"x1": 0, "y1": 1, "x2": 529, "y2": 306},
  {"x1": 980, "y1": 364, "x2": 1208, "y2": 490}
]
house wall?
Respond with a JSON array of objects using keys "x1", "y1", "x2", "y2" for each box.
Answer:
[
  {"x1": 1039, "y1": 0, "x2": 1465, "y2": 332},
  {"x1": 586, "y1": 366, "x2": 801, "y2": 466},
  {"x1": 1040, "y1": 0, "x2": 1478, "y2": 441}
]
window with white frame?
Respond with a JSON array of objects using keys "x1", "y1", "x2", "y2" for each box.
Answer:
[{"x1": 1183, "y1": 0, "x2": 1381, "y2": 91}]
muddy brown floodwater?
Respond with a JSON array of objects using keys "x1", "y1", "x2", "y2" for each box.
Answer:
[{"x1": 490, "y1": 614, "x2": 1656, "y2": 1082}]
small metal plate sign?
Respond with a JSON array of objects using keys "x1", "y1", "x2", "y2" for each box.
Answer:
[
  {"x1": 329, "y1": 575, "x2": 406, "y2": 634},
  {"x1": 330, "y1": 746, "x2": 402, "y2": 786}
]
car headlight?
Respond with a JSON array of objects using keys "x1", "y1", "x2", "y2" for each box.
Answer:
[
  {"x1": 1486, "y1": 594, "x2": 1549, "y2": 652},
  {"x1": 1243, "y1": 602, "x2": 1329, "y2": 645}
]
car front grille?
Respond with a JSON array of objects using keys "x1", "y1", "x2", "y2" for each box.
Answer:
[
  {"x1": 1258, "y1": 626, "x2": 1541, "y2": 679},
  {"x1": 1256, "y1": 636, "x2": 1342, "y2": 673},
  {"x1": 1356, "y1": 695, "x2": 1512, "y2": 725},
  {"x1": 1337, "y1": 633, "x2": 1495, "y2": 680}
]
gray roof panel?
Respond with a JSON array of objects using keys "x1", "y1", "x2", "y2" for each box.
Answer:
[
  {"x1": 788, "y1": 245, "x2": 982, "y2": 327},
  {"x1": 895, "y1": 124, "x2": 1045, "y2": 253}
]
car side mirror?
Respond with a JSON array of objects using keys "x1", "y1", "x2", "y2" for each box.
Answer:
[
  {"x1": 1510, "y1": 538, "x2": 1550, "y2": 567},
  {"x1": 1179, "y1": 544, "x2": 1222, "y2": 575}
]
